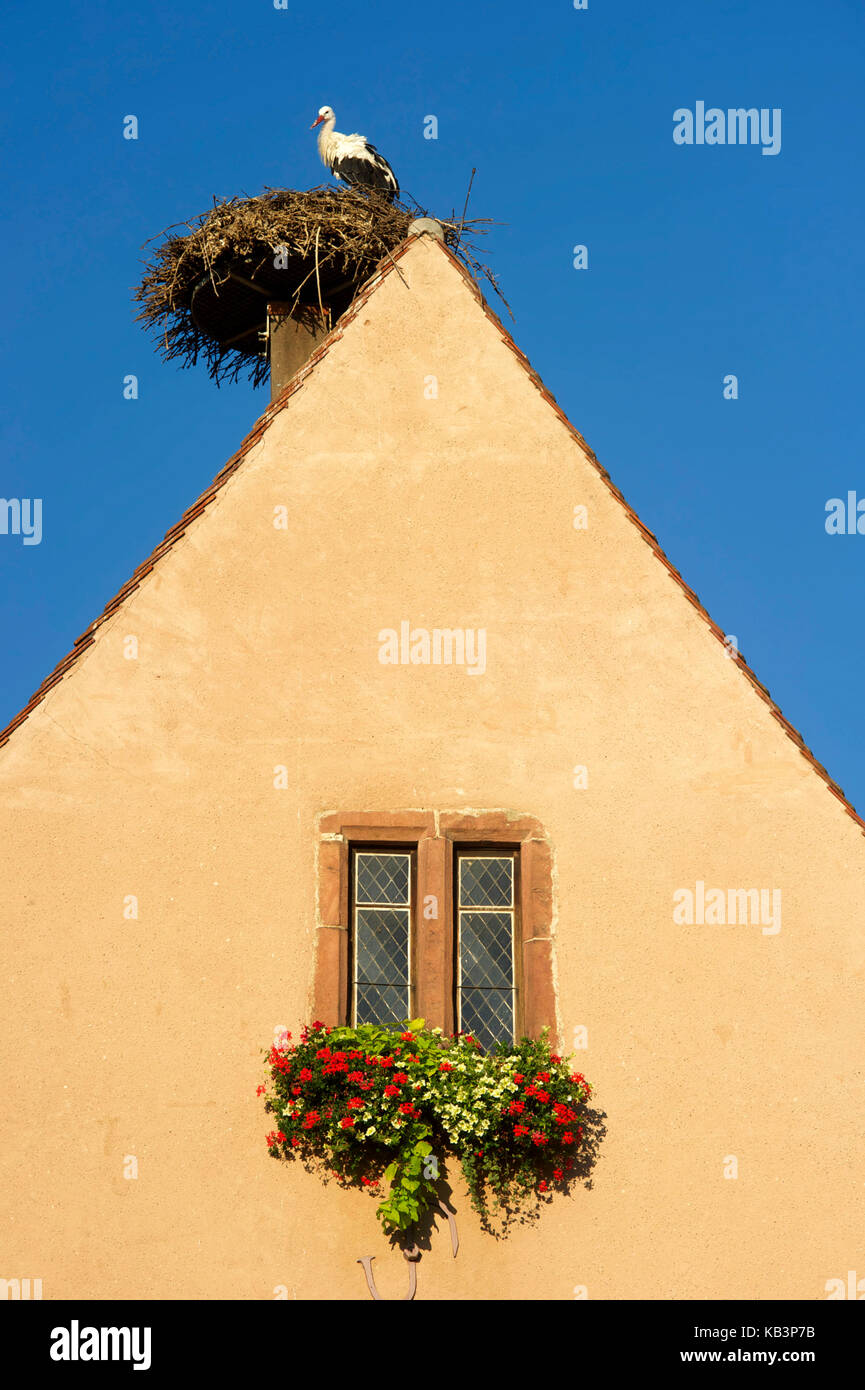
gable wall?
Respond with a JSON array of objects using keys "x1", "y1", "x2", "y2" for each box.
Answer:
[{"x1": 1, "y1": 237, "x2": 862, "y2": 1300}]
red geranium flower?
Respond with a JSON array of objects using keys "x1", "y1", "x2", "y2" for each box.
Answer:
[
  {"x1": 513, "y1": 1073, "x2": 524, "y2": 1083},
  {"x1": 315, "y1": 1048, "x2": 330, "y2": 1060},
  {"x1": 513, "y1": 1125, "x2": 529, "y2": 1137},
  {"x1": 538, "y1": 1179, "x2": 549, "y2": 1192},
  {"x1": 302, "y1": 1111, "x2": 320, "y2": 1129},
  {"x1": 535, "y1": 1090, "x2": 550, "y2": 1104},
  {"x1": 276, "y1": 1131, "x2": 286, "y2": 1143},
  {"x1": 439, "y1": 1062, "x2": 453, "y2": 1072},
  {"x1": 299, "y1": 1068, "x2": 313, "y2": 1081},
  {"x1": 553, "y1": 1168, "x2": 563, "y2": 1181},
  {"x1": 339, "y1": 1117, "x2": 354, "y2": 1129},
  {"x1": 347, "y1": 1097, "x2": 364, "y2": 1109},
  {"x1": 550, "y1": 1055, "x2": 562, "y2": 1064},
  {"x1": 531, "y1": 1131, "x2": 548, "y2": 1146},
  {"x1": 379, "y1": 1056, "x2": 394, "y2": 1068},
  {"x1": 535, "y1": 1072, "x2": 550, "y2": 1083},
  {"x1": 400, "y1": 1032, "x2": 414, "y2": 1041},
  {"x1": 509, "y1": 1101, "x2": 525, "y2": 1115},
  {"x1": 384, "y1": 1085, "x2": 399, "y2": 1098},
  {"x1": 392, "y1": 1072, "x2": 409, "y2": 1084},
  {"x1": 347, "y1": 1071, "x2": 364, "y2": 1084},
  {"x1": 562, "y1": 1132, "x2": 575, "y2": 1144}
]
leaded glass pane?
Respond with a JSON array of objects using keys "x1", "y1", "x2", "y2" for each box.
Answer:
[
  {"x1": 459, "y1": 856, "x2": 513, "y2": 908},
  {"x1": 356, "y1": 853, "x2": 410, "y2": 905},
  {"x1": 457, "y1": 852, "x2": 516, "y2": 1048},
  {"x1": 355, "y1": 908, "x2": 409, "y2": 986},
  {"x1": 353, "y1": 850, "x2": 411, "y2": 1027},
  {"x1": 355, "y1": 983, "x2": 408, "y2": 1027},
  {"x1": 460, "y1": 912, "x2": 512, "y2": 988},
  {"x1": 460, "y1": 988, "x2": 514, "y2": 1052}
]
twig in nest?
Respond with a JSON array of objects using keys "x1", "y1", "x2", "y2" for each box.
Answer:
[
  {"x1": 456, "y1": 168, "x2": 477, "y2": 250},
  {"x1": 313, "y1": 224, "x2": 324, "y2": 322}
]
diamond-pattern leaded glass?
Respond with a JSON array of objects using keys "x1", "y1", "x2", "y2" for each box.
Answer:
[
  {"x1": 353, "y1": 852, "x2": 411, "y2": 1026},
  {"x1": 460, "y1": 912, "x2": 512, "y2": 989},
  {"x1": 457, "y1": 853, "x2": 516, "y2": 1048},
  {"x1": 356, "y1": 853, "x2": 410, "y2": 906},
  {"x1": 355, "y1": 908, "x2": 409, "y2": 985},
  {"x1": 459, "y1": 856, "x2": 513, "y2": 908},
  {"x1": 460, "y1": 987, "x2": 514, "y2": 1053},
  {"x1": 355, "y1": 983, "x2": 408, "y2": 1026}
]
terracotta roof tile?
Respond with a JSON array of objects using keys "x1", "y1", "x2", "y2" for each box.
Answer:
[{"x1": 0, "y1": 234, "x2": 861, "y2": 838}]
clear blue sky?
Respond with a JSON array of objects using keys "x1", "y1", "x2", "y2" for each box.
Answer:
[{"x1": 1, "y1": 0, "x2": 863, "y2": 809}]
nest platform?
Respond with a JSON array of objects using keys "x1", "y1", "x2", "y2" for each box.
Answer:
[{"x1": 134, "y1": 186, "x2": 500, "y2": 387}]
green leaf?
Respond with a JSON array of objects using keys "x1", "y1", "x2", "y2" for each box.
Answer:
[
  {"x1": 383, "y1": 1162, "x2": 398, "y2": 1183},
  {"x1": 407, "y1": 1019, "x2": 425, "y2": 1032},
  {"x1": 414, "y1": 1141, "x2": 433, "y2": 1157}
]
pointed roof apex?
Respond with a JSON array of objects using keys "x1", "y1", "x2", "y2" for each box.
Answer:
[{"x1": 407, "y1": 217, "x2": 446, "y2": 241}]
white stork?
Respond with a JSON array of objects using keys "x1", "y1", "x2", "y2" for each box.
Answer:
[{"x1": 310, "y1": 105, "x2": 399, "y2": 201}]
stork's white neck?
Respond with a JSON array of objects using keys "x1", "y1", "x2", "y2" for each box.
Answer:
[{"x1": 317, "y1": 113, "x2": 337, "y2": 161}]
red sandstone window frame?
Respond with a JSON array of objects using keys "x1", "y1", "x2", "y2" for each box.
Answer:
[{"x1": 313, "y1": 812, "x2": 557, "y2": 1045}]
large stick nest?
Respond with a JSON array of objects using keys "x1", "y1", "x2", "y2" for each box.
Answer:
[{"x1": 133, "y1": 185, "x2": 504, "y2": 387}]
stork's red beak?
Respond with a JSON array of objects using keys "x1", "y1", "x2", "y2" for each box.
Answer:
[{"x1": 310, "y1": 114, "x2": 324, "y2": 129}]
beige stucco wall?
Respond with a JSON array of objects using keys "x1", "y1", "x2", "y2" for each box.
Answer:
[{"x1": 1, "y1": 237, "x2": 863, "y2": 1300}]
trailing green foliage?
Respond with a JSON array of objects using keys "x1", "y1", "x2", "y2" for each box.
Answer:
[{"x1": 261, "y1": 1019, "x2": 592, "y2": 1232}]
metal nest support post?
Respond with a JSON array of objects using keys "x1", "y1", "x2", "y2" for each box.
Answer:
[{"x1": 266, "y1": 302, "x2": 331, "y2": 401}]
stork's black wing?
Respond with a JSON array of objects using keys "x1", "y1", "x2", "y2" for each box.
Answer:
[{"x1": 333, "y1": 143, "x2": 399, "y2": 201}]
